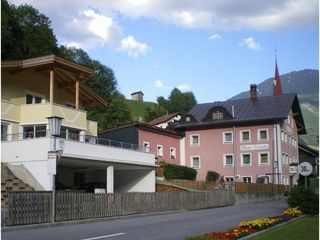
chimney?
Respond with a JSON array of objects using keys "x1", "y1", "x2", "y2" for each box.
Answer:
[{"x1": 250, "y1": 84, "x2": 257, "y2": 99}]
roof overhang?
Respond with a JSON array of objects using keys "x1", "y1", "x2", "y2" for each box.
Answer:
[{"x1": 2, "y1": 55, "x2": 107, "y2": 107}]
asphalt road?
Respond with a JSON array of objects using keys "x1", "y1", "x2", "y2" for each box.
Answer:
[{"x1": 2, "y1": 199, "x2": 287, "y2": 240}]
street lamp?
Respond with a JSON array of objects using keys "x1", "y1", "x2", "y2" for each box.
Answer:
[{"x1": 47, "y1": 116, "x2": 63, "y2": 223}]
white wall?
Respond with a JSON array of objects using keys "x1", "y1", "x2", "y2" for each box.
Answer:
[
  {"x1": 2, "y1": 138, "x2": 52, "y2": 190},
  {"x1": 115, "y1": 169, "x2": 155, "y2": 192},
  {"x1": 62, "y1": 139, "x2": 155, "y2": 167}
]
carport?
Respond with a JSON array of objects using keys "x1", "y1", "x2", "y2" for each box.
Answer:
[{"x1": 56, "y1": 156, "x2": 155, "y2": 193}]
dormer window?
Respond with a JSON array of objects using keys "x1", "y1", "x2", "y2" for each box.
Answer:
[
  {"x1": 212, "y1": 111, "x2": 223, "y2": 120},
  {"x1": 186, "y1": 116, "x2": 191, "y2": 122}
]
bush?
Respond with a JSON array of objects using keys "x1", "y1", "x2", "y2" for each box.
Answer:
[
  {"x1": 163, "y1": 163, "x2": 197, "y2": 180},
  {"x1": 287, "y1": 186, "x2": 319, "y2": 215},
  {"x1": 206, "y1": 171, "x2": 219, "y2": 182}
]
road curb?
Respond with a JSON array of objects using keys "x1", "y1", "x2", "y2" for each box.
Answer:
[{"x1": 238, "y1": 215, "x2": 306, "y2": 240}]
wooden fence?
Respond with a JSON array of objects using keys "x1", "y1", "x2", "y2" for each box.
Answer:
[
  {"x1": 6, "y1": 190, "x2": 235, "y2": 226},
  {"x1": 235, "y1": 183, "x2": 286, "y2": 193}
]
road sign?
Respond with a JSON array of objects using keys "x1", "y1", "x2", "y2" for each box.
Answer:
[
  {"x1": 298, "y1": 162, "x2": 313, "y2": 176},
  {"x1": 47, "y1": 152, "x2": 57, "y2": 175}
]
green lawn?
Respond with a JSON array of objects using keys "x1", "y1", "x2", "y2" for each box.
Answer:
[
  {"x1": 124, "y1": 99, "x2": 156, "y2": 121},
  {"x1": 251, "y1": 216, "x2": 319, "y2": 240}
]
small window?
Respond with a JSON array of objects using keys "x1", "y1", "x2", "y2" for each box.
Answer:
[
  {"x1": 223, "y1": 132, "x2": 233, "y2": 144},
  {"x1": 191, "y1": 156, "x2": 200, "y2": 169},
  {"x1": 23, "y1": 125, "x2": 47, "y2": 139},
  {"x1": 287, "y1": 116, "x2": 290, "y2": 124},
  {"x1": 25, "y1": 93, "x2": 43, "y2": 104},
  {"x1": 241, "y1": 130, "x2": 251, "y2": 142},
  {"x1": 284, "y1": 133, "x2": 288, "y2": 142},
  {"x1": 157, "y1": 145, "x2": 163, "y2": 157},
  {"x1": 259, "y1": 152, "x2": 269, "y2": 165},
  {"x1": 243, "y1": 176, "x2": 252, "y2": 183},
  {"x1": 224, "y1": 154, "x2": 234, "y2": 167},
  {"x1": 143, "y1": 142, "x2": 150, "y2": 152},
  {"x1": 212, "y1": 111, "x2": 223, "y2": 120},
  {"x1": 186, "y1": 117, "x2": 191, "y2": 122},
  {"x1": 26, "y1": 94, "x2": 33, "y2": 104},
  {"x1": 1, "y1": 124, "x2": 9, "y2": 141},
  {"x1": 225, "y1": 177, "x2": 234, "y2": 182},
  {"x1": 258, "y1": 129, "x2": 268, "y2": 141},
  {"x1": 281, "y1": 131, "x2": 284, "y2": 141},
  {"x1": 241, "y1": 153, "x2": 251, "y2": 166},
  {"x1": 190, "y1": 134, "x2": 200, "y2": 145},
  {"x1": 170, "y1": 147, "x2": 176, "y2": 159}
]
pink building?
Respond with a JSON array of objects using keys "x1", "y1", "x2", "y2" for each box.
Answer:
[
  {"x1": 99, "y1": 122, "x2": 181, "y2": 165},
  {"x1": 174, "y1": 85, "x2": 306, "y2": 187}
]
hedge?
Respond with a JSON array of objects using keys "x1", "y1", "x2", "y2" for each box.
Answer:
[{"x1": 162, "y1": 163, "x2": 197, "y2": 180}]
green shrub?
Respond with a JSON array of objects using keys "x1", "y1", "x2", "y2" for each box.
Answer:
[
  {"x1": 287, "y1": 186, "x2": 319, "y2": 215},
  {"x1": 206, "y1": 171, "x2": 219, "y2": 182},
  {"x1": 163, "y1": 163, "x2": 197, "y2": 180}
]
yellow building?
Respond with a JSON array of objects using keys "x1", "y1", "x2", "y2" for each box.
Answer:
[{"x1": 1, "y1": 55, "x2": 155, "y2": 192}]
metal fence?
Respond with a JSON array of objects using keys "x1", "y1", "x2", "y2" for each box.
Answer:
[{"x1": 6, "y1": 190, "x2": 235, "y2": 226}]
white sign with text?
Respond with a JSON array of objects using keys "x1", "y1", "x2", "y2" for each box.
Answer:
[{"x1": 240, "y1": 144, "x2": 269, "y2": 151}]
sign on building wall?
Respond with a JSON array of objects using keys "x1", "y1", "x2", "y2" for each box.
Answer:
[{"x1": 240, "y1": 144, "x2": 269, "y2": 151}]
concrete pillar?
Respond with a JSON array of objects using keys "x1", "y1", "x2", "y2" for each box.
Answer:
[{"x1": 106, "y1": 166, "x2": 114, "y2": 193}]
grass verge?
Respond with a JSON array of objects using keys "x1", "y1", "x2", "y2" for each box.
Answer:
[{"x1": 250, "y1": 216, "x2": 319, "y2": 240}]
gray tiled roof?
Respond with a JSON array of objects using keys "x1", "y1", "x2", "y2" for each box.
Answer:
[{"x1": 175, "y1": 93, "x2": 306, "y2": 134}]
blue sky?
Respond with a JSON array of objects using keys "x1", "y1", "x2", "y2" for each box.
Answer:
[{"x1": 11, "y1": 0, "x2": 319, "y2": 103}]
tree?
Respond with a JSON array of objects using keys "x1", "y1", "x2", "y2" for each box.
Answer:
[
  {"x1": 58, "y1": 46, "x2": 132, "y2": 130},
  {"x1": 1, "y1": 0, "x2": 58, "y2": 60},
  {"x1": 87, "y1": 94, "x2": 132, "y2": 130},
  {"x1": 144, "y1": 88, "x2": 197, "y2": 121}
]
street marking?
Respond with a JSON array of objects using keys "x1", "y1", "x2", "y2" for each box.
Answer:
[{"x1": 80, "y1": 233, "x2": 126, "y2": 240}]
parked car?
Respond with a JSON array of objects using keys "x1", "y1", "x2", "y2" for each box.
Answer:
[{"x1": 75, "y1": 182, "x2": 106, "y2": 192}]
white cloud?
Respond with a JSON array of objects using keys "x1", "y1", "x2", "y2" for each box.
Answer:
[
  {"x1": 239, "y1": 37, "x2": 261, "y2": 51},
  {"x1": 9, "y1": 0, "x2": 318, "y2": 51},
  {"x1": 177, "y1": 84, "x2": 192, "y2": 91},
  {"x1": 119, "y1": 36, "x2": 151, "y2": 58},
  {"x1": 154, "y1": 80, "x2": 165, "y2": 88},
  {"x1": 208, "y1": 33, "x2": 222, "y2": 41}
]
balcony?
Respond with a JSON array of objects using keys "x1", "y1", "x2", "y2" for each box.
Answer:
[{"x1": 2, "y1": 101, "x2": 97, "y2": 135}]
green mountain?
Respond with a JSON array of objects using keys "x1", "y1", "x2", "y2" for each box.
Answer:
[
  {"x1": 124, "y1": 99, "x2": 156, "y2": 121},
  {"x1": 231, "y1": 69, "x2": 319, "y2": 147}
]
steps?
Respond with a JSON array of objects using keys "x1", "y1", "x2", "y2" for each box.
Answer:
[{"x1": 1, "y1": 164, "x2": 34, "y2": 207}]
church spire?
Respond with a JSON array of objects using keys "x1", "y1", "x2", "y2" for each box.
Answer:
[{"x1": 273, "y1": 50, "x2": 283, "y2": 96}]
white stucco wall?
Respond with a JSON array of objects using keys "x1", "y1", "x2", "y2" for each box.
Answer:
[
  {"x1": 115, "y1": 169, "x2": 155, "y2": 192},
  {"x1": 2, "y1": 138, "x2": 52, "y2": 190}
]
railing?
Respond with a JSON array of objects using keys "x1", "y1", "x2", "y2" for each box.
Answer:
[
  {"x1": 5, "y1": 190, "x2": 235, "y2": 226},
  {"x1": 1, "y1": 131, "x2": 151, "y2": 153}
]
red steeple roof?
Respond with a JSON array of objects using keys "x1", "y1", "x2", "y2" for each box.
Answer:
[{"x1": 273, "y1": 60, "x2": 283, "y2": 96}]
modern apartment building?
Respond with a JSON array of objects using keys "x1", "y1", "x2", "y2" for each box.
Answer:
[{"x1": 1, "y1": 55, "x2": 156, "y2": 193}]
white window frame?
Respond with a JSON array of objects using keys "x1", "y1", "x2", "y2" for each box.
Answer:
[
  {"x1": 240, "y1": 130, "x2": 251, "y2": 143},
  {"x1": 25, "y1": 91, "x2": 45, "y2": 104},
  {"x1": 191, "y1": 155, "x2": 200, "y2": 169},
  {"x1": 186, "y1": 116, "x2": 191, "y2": 122},
  {"x1": 143, "y1": 141, "x2": 150, "y2": 153},
  {"x1": 241, "y1": 153, "x2": 252, "y2": 166},
  {"x1": 281, "y1": 131, "x2": 285, "y2": 141},
  {"x1": 190, "y1": 134, "x2": 200, "y2": 146},
  {"x1": 287, "y1": 116, "x2": 291, "y2": 124},
  {"x1": 242, "y1": 176, "x2": 252, "y2": 183},
  {"x1": 258, "y1": 128, "x2": 269, "y2": 141},
  {"x1": 157, "y1": 144, "x2": 163, "y2": 157},
  {"x1": 258, "y1": 151, "x2": 270, "y2": 165},
  {"x1": 284, "y1": 133, "x2": 288, "y2": 142},
  {"x1": 223, "y1": 154, "x2": 234, "y2": 167},
  {"x1": 1, "y1": 121, "x2": 12, "y2": 141},
  {"x1": 224, "y1": 176, "x2": 234, "y2": 182},
  {"x1": 212, "y1": 111, "x2": 223, "y2": 120},
  {"x1": 257, "y1": 175, "x2": 270, "y2": 184},
  {"x1": 223, "y1": 131, "x2": 233, "y2": 144},
  {"x1": 170, "y1": 147, "x2": 176, "y2": 159}
]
